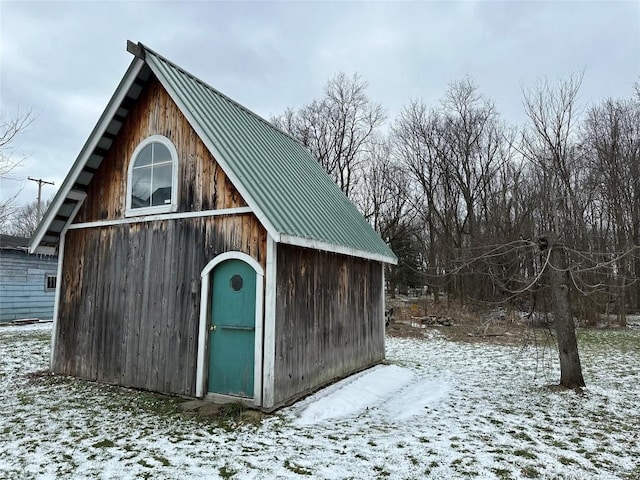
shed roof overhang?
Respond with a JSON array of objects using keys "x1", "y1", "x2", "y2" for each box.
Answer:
[
  {"x1": 30, "y1": 57, "x2": 151, "y2": 255},
  {"x1": 30, "y1": 42, "x2": 397, "y2": 265}
]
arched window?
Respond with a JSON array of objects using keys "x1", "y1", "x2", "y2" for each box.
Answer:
[{"x1": 125, "y1": 135, "x2": 178, "y2": 216}]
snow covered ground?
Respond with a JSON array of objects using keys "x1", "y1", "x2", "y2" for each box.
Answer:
[{"x1": 1, "y1": 324, "x2": 639, "y2": 479}]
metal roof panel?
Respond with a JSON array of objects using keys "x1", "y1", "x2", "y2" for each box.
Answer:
[
  {"x1": 30, "y1": 43, "x2": 396, "y2": 264},
  {"x1": 144, "y1": 47, "x2": 395, "y2": 263}
]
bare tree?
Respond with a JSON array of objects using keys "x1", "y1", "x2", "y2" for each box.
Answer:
[
  {"x1": 0, "y1": 108, "x2": 35, "y2": 228},
  {"x1": 393, "y1": 74, "x2": 623, "y2": 388},
  {"x1": 3, "y1": 199, "x2": 52, "y2": 237},
  {"x1": 394, "y1": 79, "x2": 513, "y2": 303},
  {"x1": 274, "y1": 70, "x2": 640, "y2": 384},
  {"x1": 583, "y1": 97, "x2": 640, "y2": 315},
  {"x1": 359, "y1": 137, "x2": 419, "y2": 297},
  {"x1": 393, "y1": 100, "x2": 448, "y2": 301},
  {"x1": 522, "y1": 74, "x2": 586, "y2": 389},
  {"x1": 272, "y1": 72, "x2": 386, "y2": 199},
  {"x1": 449, "y1": 79, "x2": 640, "y2": 389}
]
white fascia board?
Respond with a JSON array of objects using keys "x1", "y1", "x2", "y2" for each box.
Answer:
[
  {"x1": 32, "y1": 195, "x2": 85, "y2": 255},
  {"x1": 146, "y1": 60, "x2": 281, "y2": 244},
  {"x1": 279, "y1": 234, "x2": 398, "y2": 265},
  {"x1": 30, "y1": 58, "x2": 146, "y2": 253},
  {"x1": 67, "y1": 206, "x2": 253, "y2": 231}
]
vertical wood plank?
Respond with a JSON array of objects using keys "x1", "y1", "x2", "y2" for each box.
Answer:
[
  {"x1": 273, "y1": 245, "x2": 384, "y2": 406},
  {"x1": 56, "y1": 213, "x2": 266, "y2": 396},
  {"x1": 73, "y1": 77, "x2": 248, "y2": 225}
]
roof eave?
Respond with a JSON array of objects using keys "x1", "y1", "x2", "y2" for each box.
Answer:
[
  {"x1": 29, "y1": 57, "x2": 146, "y2": 254},
  {"x1": 30, "y1": 43, "x2": 397, "y2": 266},
  {"x1": 280, "y1": 233, "x2": 398, "y2": 265}
]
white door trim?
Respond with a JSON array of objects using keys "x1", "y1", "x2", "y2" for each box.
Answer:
[
  {"x1": 262, "y1": 235, "x2": 277, "y2": 408},
  {"x1": 49, "y1": 229, "x2": 66, "y2": 371},
  {"x1": 196, "y1": 252, "x2": 264, "y2": 405}
]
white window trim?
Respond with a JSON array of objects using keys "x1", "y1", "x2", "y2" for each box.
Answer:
[{"x1": 125, "y1": 135, "x2": 179, "y2": 217}]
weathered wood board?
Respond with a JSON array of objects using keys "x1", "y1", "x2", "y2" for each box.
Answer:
[
  {"x1": 54, "y1": 215, "x2": 266, "y2": 396},
  {"x1": 273, "y1": 244, "x2": 384, "y2": 406},
  {"x1": 74, "y1": 77, "x2": 246, "y2": 224}
]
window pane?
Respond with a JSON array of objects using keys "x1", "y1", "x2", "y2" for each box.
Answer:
[
  {"x1": 135, "y1": 144, "x2": 153, "y2": 167},
  {"x1": 45, "y1": 275, "x2": 57, "y2": 291},
  {"x1": 131, "y1": 166, "x2": 151, "y2": 208},
  {"x1": 153, "y1": 143, "x2": 172, "y2": 165},
  {"x1": 151, "y1": 163, "x2": 173, "y2": 206},
  {"x1": 230, "y1": 274, "x2": 243, "y2": 292}
]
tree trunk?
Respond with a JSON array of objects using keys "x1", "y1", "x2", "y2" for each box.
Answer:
[
  {"x1": 617, "y1": 276, "x2": 627, "y2": 327},
  {"x1": 635, "y1": 254, "x2": 640, "y2": 312},
  {"x1": 388, "y1": 265, "x2": 396, "y2": 299},
  {"x1": 427, "y1": 237, "x2": 439, "y2": 304},
  {"x1": 549, "y1": 245, "x2": 585, "y2": 389},
  {"x1": 634, "y1": 219, "x2": 640, "y2": 311}
]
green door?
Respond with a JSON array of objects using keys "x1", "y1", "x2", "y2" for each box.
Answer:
[{"x1": 208, "y1": 259, "x2": 256, "y2": 397}]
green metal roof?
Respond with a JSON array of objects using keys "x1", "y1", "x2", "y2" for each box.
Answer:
[
  {"x1": 142, "y1": 45, "x2": 396, "y2": 264},
  {"x1": 30, "y1": 43, "x2": 396, "y2": 264}
]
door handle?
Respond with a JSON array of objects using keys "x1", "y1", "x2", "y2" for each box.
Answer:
[{"x1": 210, "y1": 325, "x2": 217, "y2": 331}]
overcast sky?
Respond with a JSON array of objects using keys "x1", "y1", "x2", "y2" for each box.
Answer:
[{"x1": 1, "y1": 0, "x2": 639, "y2": 208}]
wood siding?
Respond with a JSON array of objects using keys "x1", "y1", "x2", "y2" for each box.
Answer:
[
  {"x1": 273, "y1": 245, "x2": 384, "y2": 406},
  {"x1": 54, "y1": 68, "x2": 387, "y2": 406},
  {"x1": 54, "y1": 215, "x2": 266, "y2": 396},
  {"x1": 74, "y1": 77, "x2": 245, "y2": 224},
  {"x1": 0, "y1": 250, "x2": 57, "y2": 322}
]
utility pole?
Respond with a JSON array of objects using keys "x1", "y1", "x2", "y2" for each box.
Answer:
[{"x1": 27, "y1": 177, "x2": 55, "y2": 221}]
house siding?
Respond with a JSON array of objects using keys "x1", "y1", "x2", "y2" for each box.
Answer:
[
  {"x1": 54, "y1": 215, "x2": 266, "y2": 396},
  {"x1": 273, "y1": 244, "x2": 384, "y2": 406},
  {"x1": 42, "y1": 55, "x2": 392, "y2": 408},
  {"x1": 54, "y1": 74, "x2": 268, "y2": 396},
  {"x1": 74, "y1": 77, "x2": 246, "y2": 224},
  {"x1": 0, "y1": 249, "x2": 57, "y2": 322}
]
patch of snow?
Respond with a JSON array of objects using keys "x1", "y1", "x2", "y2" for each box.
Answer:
[
  {"x1": 2, "y1": 323, "x2": 640, "y2": 479},
  {"x1": 295, "y1": 365, "x2": 413, "y2": 425},
  {"x1": 379, "y1": 377, "x2": 450, "y2": 421},
  {"x1": 294, "y1": 365, "x2": 450, "y2": 426}
]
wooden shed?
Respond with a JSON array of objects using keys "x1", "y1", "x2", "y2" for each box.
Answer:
[
  {"x1": 0, "y1": 235, "x2": 57, "y2": 323},
  {"x1": 30, "y1": 42, "x2": 397, "y2": 410}
]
